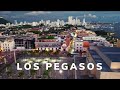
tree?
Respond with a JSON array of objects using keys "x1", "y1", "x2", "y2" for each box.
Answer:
[
  {"x1": 30, "y1": 69, "x2": 37, "y2": 79},
  {"x1": 6, "y1": 70, "x2": 12, "y2": 77},
  {"x1": 6, "y1": 65, "x2": 12, "y2": 77},
  {"x1": 43, "y1": 67, "x2": 52, "y2": 79},
  {"x1": 67, "y1": 64, "x2": 71, "y2": 79},
  {"x1": 39, "y1": 23, "x2": 45, "y2": 27},
  {"x1": 29, "y1": 30, "x2": 41, "y2": 34},
  {"x1": 67, "y1": 53, "x2": 71, "y2": 57},
  {"x1": 18, "y1": 70, "x2": 24, "y2": 79}
]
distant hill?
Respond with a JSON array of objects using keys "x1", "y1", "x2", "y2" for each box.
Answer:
[{"x1": 0, "y1": 17, "x2": 12, "y2": 24}]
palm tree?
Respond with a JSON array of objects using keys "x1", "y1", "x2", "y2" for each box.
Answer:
[
  {"x1": 48, "y1": 67, "x2": 52, "y2": 79},
  {"x1": 6, "y1": 65, "x2": 13, "y2": 78},
  {"x1": 43, "y1": 67, "x2": 52, "y2": 79},
  {"x1": 30, "y1": 69, "x2": 37, "y2": 79},
  {"x1": 37, "y1": 64, "x2": 42, "y2": 77},
  {"x1": 6, "y1": 70, "x2": 12, "y2": 78},
  {"x1": 18, "y1": 70, "x2": 24, "y2": 79},
  {"x1": 43, "y1": 70, "x2": 49, "y2": 79},
  {"x1": 15, "y1": 61, "x2": 21, "y2": 66},
  {"x1": 67, "y1": 64, "x2": 71, "y2": 79}
]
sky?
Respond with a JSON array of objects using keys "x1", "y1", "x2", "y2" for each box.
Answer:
[{"x1": 0, "y1": 11, "x2": 120, "y2": 23}]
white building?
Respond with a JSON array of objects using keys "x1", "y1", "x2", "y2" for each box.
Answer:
[
  {"x1": 82, "y1": 18, "x2": 87, "y2": 26},
  {"x1": 32, "y1": 22, "x2": 37, "y2": 26},
  {"x1": 68, "y1": 16, "x2": 73, "y2": 25},
  {"x1": 14, "y1": 20, "x2": 18, "y2": 25},
  {"x1": 0, "y1": 37, "x2": 15, "y2": 51},
  {"x1": 82, "y1": 36, "x2": 106, "y2": 41},
  {"x1": 35, "y1": 39, "x2": 61, "y2": 52},
  {"x1": 74, "y1": 38, "x2": 89, "y2": 52}
]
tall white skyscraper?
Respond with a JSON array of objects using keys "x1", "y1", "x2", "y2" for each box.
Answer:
[
  {"x1": 14, "y1": 20, "x2": 18, "y2": 25},
  {"x1": 72, "y1": 19, "x2": 76, "y2": 25},
  {"x1": 68, "y1": 16, "x2": 73, "y2": 24},
  {"x1": 75, "y1": 17, "x2": 78, "y2": 25},
  {"x1": 56, "y1": 19, "x2": 60, "y2": 27},
  {"x1": 82, "y1": 18, "x2": 87, "y2": 26}
]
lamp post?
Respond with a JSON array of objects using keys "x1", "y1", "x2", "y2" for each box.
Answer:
[
  {"x1": 4, "y1": 58, "x2": 7, "y2": 72},
  {"x1": 14, "y1": 50, "x2": 16, "y2": 63},
  {"x1": 59, "y1": 69, "x2": 63, "y2": 79},
  {"x1": 74, "y1": 55, "x2": 77, "y2": 79}
]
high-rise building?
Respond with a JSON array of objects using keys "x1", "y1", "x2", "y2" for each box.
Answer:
[
  {"x1": 82, "y1": 18, "x2": 87, "y2": 26},
  {"x1": 68, "y1": 16, "x2": 73, "y2": 25},
  {"x1": 14, "y1": 20, "x2": 18, "y2": 25}
]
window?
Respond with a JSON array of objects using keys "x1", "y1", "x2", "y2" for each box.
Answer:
[{"x1": 80, "y1": 44, "x2": 82, "y2": 46}]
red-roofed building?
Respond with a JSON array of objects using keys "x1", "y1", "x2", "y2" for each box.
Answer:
[
  {"x1": 65, "y1": 36, "x2": 71, "y2": 47},
  {"x1": 83, "y1": 41, "x2": 90, "y2": 47}
]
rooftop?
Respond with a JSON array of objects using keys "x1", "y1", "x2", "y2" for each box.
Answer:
[
  {"x1": 0, "y1": 36, "x2": 13, "y2": 42},
  {"x1": 89, "y1": 50, "x2": 112, "y2": 72},
  {"x1": 13, "y1": 35, "x2": 34, "y2": 40},
  {"x1": 98, "y1": 47, "x2": 120, "y2": 62}
]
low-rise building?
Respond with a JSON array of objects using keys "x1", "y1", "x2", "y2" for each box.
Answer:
[
  {"x1": 74, "y1": 38, "x2": 89, "y2": 52},
  {"x1": 35, "y1": 38, "x2": 61, "y2": 52},
  {"x1": 116, "y1": 39, "x2": 120, "y2": 47},
  {"x1": 0, "y1": 36, "x2": 15, "y2": 51},
  {"x1": 87, "y1": 46, "x2": 120, "y2": 79},
  {"x1": 14, "y1": 35, "x2": 35, "y2": 50}
]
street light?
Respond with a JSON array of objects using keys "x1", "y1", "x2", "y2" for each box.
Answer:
[
  {"x1": 14, "y1": 50, "x2": 17, "y2": 63},
  {"x1": 59, "y1": 69, "x2": 63, "y2": 74},
  {"x1": 74, "y1": 55, "x2": 77, "y2": 79},
  {"x1": 59, "y1": 69, "x2": 63, "y2": 79}
]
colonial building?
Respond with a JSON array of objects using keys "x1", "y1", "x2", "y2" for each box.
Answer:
[
  {"x1": 0, "y1": 36, "x2": 15, "y2": 51},
  {"x1": 74, "y1": 38, "x2": 90, "y2": 52},
  {"x1": 35, "y1": 38, "x2": 61, "y2": 52},
  {"x1": 14, "y1": 35, "x2": 35, "y2": 50}
]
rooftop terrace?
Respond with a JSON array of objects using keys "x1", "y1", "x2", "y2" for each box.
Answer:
[
  {"x1": 98, "y1": 47, "x2": 120, "y2": 62},
  {"x1": 89, "y1": 50, "x2": 112, "y2": 72}
]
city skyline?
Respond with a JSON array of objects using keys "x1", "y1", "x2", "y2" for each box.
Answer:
[
  {"x1": 1, "y1": 11, "x2": 120, "y2": 23},
  {"x1": 0, "y1": 11, "x2": 120, "y2": 79}
]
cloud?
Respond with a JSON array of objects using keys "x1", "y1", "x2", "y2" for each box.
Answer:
[
  {"x1": 88, "y1": 14, "x2": 97, "y2": 18},
  {"x1": 83, "y1": 14, "x2": 97, "y2": 18},
  {"x1": 0, "y1": 11, "x2": 12, "y2": 14},
  {"x1": 24, "y1": 11, "x2": 51, "y2": 15}
]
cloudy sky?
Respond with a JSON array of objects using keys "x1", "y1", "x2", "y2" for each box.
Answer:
[{"x1": 0, "y1": 11, "x2": 120, "y2": 23}]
